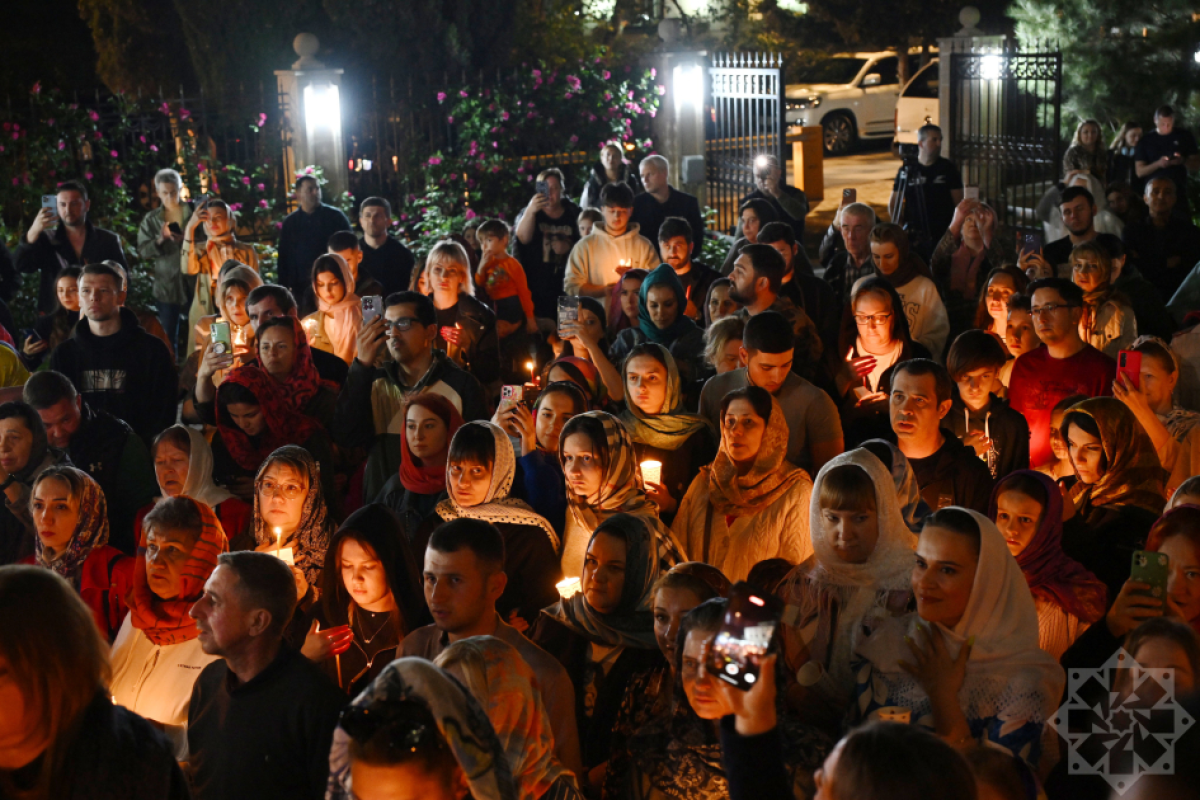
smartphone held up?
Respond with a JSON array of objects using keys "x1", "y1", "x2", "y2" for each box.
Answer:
[{"x1": 707, "y1": 582, "x2": 782, "y2": 691}]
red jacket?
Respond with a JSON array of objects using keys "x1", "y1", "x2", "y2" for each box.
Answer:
[{"x1": 21, "y1": 545, "x2": 133, "y2": 641}]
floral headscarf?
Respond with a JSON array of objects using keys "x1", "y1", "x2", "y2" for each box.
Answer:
[
  {"x1": 618, "y1": 343, "x2": 713, "y2": 451},
  {"x1": 1066, "y1": 397, "x2": 1165, "y2": 515},
  {"x1": 327, "y1": 658, "x2": 518, "y2": 800},
  {"x1": 436, "y1": 422, "x2": 559, "y2": 551},
  {"x1": 251, "y1": 445, "x2": 335, "y2": 585},
  {"x1": 988, "y1": 470, "x2": 1107, "y2": 624},
  {"x1": 216, "y1": 365, "x2": 321, "y2": 472},
  {"x1": 32, "y1": 466, "x2": 109, "y2": 582},
  {"x1": 705, "y1": 395, "x2": 810, "y2": 516},
  {"x1": 861, "y1": 439, "x2": 931, "y2": 533},
  {"x1": 314, "y1": 253, "x2": 363, "y2": 364},
  {"x1": 129, "y1": 498, "x2": 229, "y2": 646},
  {"x1": 261, "y1": 316, "x2": 338, "y2": 414},
  {"x1": 398, "y1": 393, "x2": 465, "y2": 495}
]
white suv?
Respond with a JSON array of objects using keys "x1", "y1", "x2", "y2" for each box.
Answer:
[
  {"x1": 786, "y1": 51, "x2": 918, "y2": 156},
  {"x1": 894, "y1": 59, "x2": 939, "y2": 145}
]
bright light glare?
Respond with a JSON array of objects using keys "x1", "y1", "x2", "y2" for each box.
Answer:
[
  {"x1": 673, "y1": 64, "x2": 704, "y2": 111},
  {"x1": 980, "y1": 55, "x2": 1004, "y2": 81},
  {"x1": 304, "y1": 83, "x2": 341, "y2": 136}
]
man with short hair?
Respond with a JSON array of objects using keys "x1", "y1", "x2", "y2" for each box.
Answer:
[
  {"x1": 515, "y1": 168, "x2": 582, "y2": 318},
  {"x1": 564, "y1": 182, "x2": 658, "y2": 303},
  {"x1": 23, "y1": 371, "x2": 157, "y2": 555},
  {"x1": 1035, "y1": 186, "x2": 1120, "y2": 274},
  {"x1": 632, "y1": 155, "x2": 705, "y2": 257},
  {"x1": 136, "y1": 168, "x2": 193, "y2": 354},
  {"x1": 888, "y1": 124, "x2": 964, "y2": 257},
  {"x1": 822, "y1": 202, "x2": 878, "y2": 305},
  {"x1": 187, "y1": 552, "x2": 344, "y2": 800},
  {"x1": 334, "y1": 290, "x2": 488, "y2": 501},
  {"x1": 657, "y1": 217, "x2": 719, "y2": 321},
  {"x1": 276, "y1": 175, "x2": 352, "y2": 298},
  {"x1": 401, "y1": 518, "x2": 582, "y2": 776},
  {"x1": 15, "y1": 180, "x2": 127, "y2": 313},
  {"x1": 1007, "y1": 278, "x2": 1117, "y2": 467},
  {"x1": 700, "y1": 311, "x2": 842, "y2": 474},
  {"x1": 728, "y1": 244, "x2": 824, "y2": 380},
  {"x1": 890, "y1": 358, "x2": 993, "y2": 513},
  {"x1": 1122, "y1": 177, "x2": 1200, "y2": 300},
  {"x1": 739, "y1": 154, "x2": 809, "y2": 240},
  {"x1": 244, "y1": 284, "x2": 348, "y2": 384},
  {"x1": 757, "y1": 221, "x2": 840, "y2": 354},
  {"x1": 357, "y1": 196, "x2": 414, "y2": 297},
  {"x1": 328, "y1": 229, "x2": 384, "y2": 300},
  {"x1": 49, "y1": 262, "x2": 178, "y2": 444},
  {"x1": 1134, "y1": 105, "x2": 1200, "y2": 220}
]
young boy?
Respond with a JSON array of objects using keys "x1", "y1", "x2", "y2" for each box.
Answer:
[
  {"x1": 475, "y1": 219, "x2": 538, "y2": 338},
  {"x1": 946, "y1": 329, "x2": 1030, "y2": 479}
]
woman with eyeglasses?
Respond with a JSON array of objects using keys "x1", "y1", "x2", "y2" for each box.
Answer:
[
  {"x1": 836, "y1": 276, "x2": 932, "y2": 447},
  {"x1": 1069, "y1": 241, "x2": 1136, "y2": 359},
  {"x1": 427, "y1": 239, "x2": 501, "y2": 395}
]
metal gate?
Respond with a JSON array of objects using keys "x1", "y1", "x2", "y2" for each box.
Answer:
[
  {"x1": 947, "y1": 41, "x2": 1062, "y2": 234},
  {"x1": 706, "y1": 53, "x2": 785, "y2": 236}
]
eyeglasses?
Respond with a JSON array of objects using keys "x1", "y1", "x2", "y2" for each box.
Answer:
[
  {"x1": 853, "y1": 313, "x2": 893, "y2": 327},
  {"x1": 384, "y1": 317, "x2": 422, "y2": 333},
  {"x1": 256, "y1": 478, "x2": 305, "y2": 500},
  {"x1": 1030, "y1": 303, "x2": 1077, "y2": 317}
]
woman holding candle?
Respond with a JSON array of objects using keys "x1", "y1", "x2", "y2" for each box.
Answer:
[
  {"x1": 426, "y1": 239, "x2": 501, "y2": 394},
  {"x1": 376, "y1": 393, "x2": 465, "y2": 536},
  {"x1": 672, "y1": 386, "x2": 814, "y2": 582},
  {"x1": 304, "y1": 504, "x2": 427, "y2": 696},
  {"x1": 301, "y1": 253, "x2": 363, "y2": 365},
  {"x1": 617, "y1": 343, "x2": 717, "y2": 522},
  {"x1": 609, "y1": 264, "x2": 706, "y2": 387},
  {"x1": 414, "y1": 422, "x2": 562, "y2": 630},
  {"x1": 110, "y1": 496, "x2": 229, "y2": 755}
]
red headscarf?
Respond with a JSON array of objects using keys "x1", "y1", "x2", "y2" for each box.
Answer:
[
  {"x1": 988, "y1": 470, "x2": 1107, "y2": 624},
  {"x1": 217, "y1": 365, "x2": 322, "y2": 471},
  {"x1": 1147, "y1": 504, "x2": 1200, "y2": 633},
  {"x1": 128, "y1": 498, "x2": 229, "y2": 646},
  {"x1": 399, "y1": 393, "x2": 465, "y2": 494},
  {"x1": 260, "y1": 316, "x2": 337, "y2": 412}
]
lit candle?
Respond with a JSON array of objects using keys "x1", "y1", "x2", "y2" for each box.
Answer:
[
  {"x1": 641, "y1": 460, "x2": 662, "y2": 489},
  {"x1": 526, "y1": 360, "x2": 536, "y2": 385},
  {"x1": 274, "y1": 547, "x2": 295, "y2": 565},
  {"x1": 556, "y1": 576, "x2": 581, "y2": 598}
]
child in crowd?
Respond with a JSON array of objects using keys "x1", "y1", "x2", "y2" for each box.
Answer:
[
  {"x1": 578, "y1": 207, "x2": 603, "y2": 238},
  {"x1": 946, "y1": 330, "x2": 1030, "y2": 479},
  {"x1": 474, "y1": 219, "x2": 537, "y2": 339}
]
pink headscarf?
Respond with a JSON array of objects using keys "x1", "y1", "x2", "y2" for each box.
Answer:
[{"x1": 315, "y1": 253, "x2": 362, "y2": 363}]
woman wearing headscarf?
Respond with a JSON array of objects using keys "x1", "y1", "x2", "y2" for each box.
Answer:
[
  {"x1": 1060, "y1": 397, "x2": 1166, "y2": 598},
  {"x1": 306, "y1": 504, "x2": 427, "y2": 696},
  {"x1": 672, "y1": 386, "x2": 813, "y2": 582},
  {"x1": 135, "y1": 425, "x2": 251, "y2": 547},
  {"x1": 1069, "y1": 241, "x2": 1136, "y2": 359},
  {"x1": 110, "y1": 496, "x2": 228, "y2": 756},
  {"x1": 557, "y1": 412, "x2": 681, "y2": 578},
  {"x1": 617, "y1": 343, "x2": 717, "y2": 522},
  {"x1": 417, "y1": 422, "x2": 562, "y2": 628},
  {"x1": 859, "y1": 438, "x2": 932, "y2": 533},
  {"x1": 0, "y1": 401, "x2": 70, "y2": 565},
  {"x1": 375, "y1": 393, "x2": 465, "y2": 536},
  {"x1": 530, "y1": 513, "x2": 675, "y2": 789},
  {"x1": 302, "y1": 253, "x2": 363, "y2": 364},
  {"x1": 327, "y1": 657, "x2": 519, "y2": 800},
  {"x1": 609, "y1": 265, "x2": 707, "y2": 385},
  {"x1": 989, "y1": 470, "x2": 1107, "y2": 659},
  {"x1": 545, "y1": 355, "x2": 610, "y2": 410},
  {"x1": 435, "y1": 637, "x2": 582, "y2": 800},
  {"x1": 852, "y1": 507, "x2": 1066, "y2": 768},
  {"x1": 253, "y1": 315, "x2": 340, "y2": 427},
  {"x1": 778, "y1": 450, "x2": 916, "y2": 737},
  {"x1": 1113, "y1": 335, "x2": 1200, "y2": 476},
  {"x1": 249, "y1": 445, "x2": 338, "y2": 593},
  {"x1": 25, "y1": 465, "x2": 132, "y2": 641},
  {"x1": 211, "y1": 365, "x2": 339, "y2": 510}
]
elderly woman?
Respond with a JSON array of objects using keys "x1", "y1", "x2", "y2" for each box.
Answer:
[
  {"x1": 110, "y1": 496, "x2": 229, "y2": 754},
  {"x1": 375, "y1": 393, "x2": 464, "y2": 536},
  {"x1": 672, "y1": 386, "x2": 814, "y2": 582},
  {"x1": 25, "y1": 465, "x2": 132, "y2": 641},
  {"x1": 301, "y1": 253, "x2": 362, "y2": 364},
  {"x1": 0, "y1": 401, "x2": 70, "y2": 565},
  {"x1": 1069, "y1": 241, "x2": 1136, "y2": 359},
  {"x1": 426, "y1": 239, "x2": 501, "y2": 393}
]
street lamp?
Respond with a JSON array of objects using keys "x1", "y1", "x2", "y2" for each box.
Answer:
[
  {"x1": 673, "y1": 63, "x2": 704, "y2": 112},
  {"x1": 979, "y1": 54, "x2": 1004, "y2": 81},
  {"x1": 304, "y1": 82, "x2": 341, "y2": 139}
]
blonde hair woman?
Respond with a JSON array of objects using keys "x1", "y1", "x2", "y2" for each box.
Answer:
[{"x1": 426, "y1": 239, "x2": 501, "y2": 392}]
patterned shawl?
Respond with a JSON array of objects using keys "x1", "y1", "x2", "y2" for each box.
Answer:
[
  {"x1": 315, "y1": 252, "x2": 363, "y2": 364},
  {"x1": 988, "y1": 470, "x2": 1107, "y2": 625},
  {"x1": 861, "y1": 438, "x2": 932, "y2": 533},
  {"x1": 545, "y1": 512, "x2": 664, "y2": 649},
  {"x1": 618, "y1": 343, "x2": 713, "y2": 451},
  {"x1": 1068, "y1": 397, "x2": 1166, "y2": 515},
  {"x1": 251, "y1": 445, "x2": 335, "y2": 585},
  {"x1": 437, "y1": 422, "x2": 560, "y2": 551},
  {"x1": 705, "y1": 395, "x2": 810, "y2": 516},
  {"x1": 128, "y1": 498, "x2": 229, "y2": 646},
  {"x1": 435, "y1": 637, "x2": 578, "y2": 800},
  {"x1": 216, "y1": 365, "x2": 322, "y2": 472},
  {"x1": 561, "y1": 411, "x2": 660, "y2": 537},
  {"x1": 33, "y1": 466, "x2": 109, "y2": 582},
  {"x1": 266, "y1": 316, "x2": 338, "y2": 413},
  {"x1": 327, "y1": 658, "x2": 518, "y2": 800}
]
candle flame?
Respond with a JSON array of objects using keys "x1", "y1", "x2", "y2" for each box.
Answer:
[{"x1": 556, "y1": 576, "x2": 581, "y2": 598}]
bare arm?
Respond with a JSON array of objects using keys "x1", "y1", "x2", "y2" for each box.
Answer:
[{"x1": 515, "y1": 195, "x2": 546, "y2": 245}]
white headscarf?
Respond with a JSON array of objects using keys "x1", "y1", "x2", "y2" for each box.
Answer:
[
  {"x1": 165, "y1": 425, "x2": 235, "y2": 509},
  {"x1": 316, "y1": 253, "x2": 363, "y2": 364},
  {"x1": 436, "y1": 422, "x2": 560, "y2": 552},
  {"x1": 855, "y1": 508, "x2": 1065, "y2": 725}
]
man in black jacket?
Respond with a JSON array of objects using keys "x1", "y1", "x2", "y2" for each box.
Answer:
[
  {"x1": 48, "y1": 263, "x2": 178, "y2": 445},
  {"x1": 24, "y1": 371, "x2": 158, "y2": 555},
  {"x1": 758, "y1": 221, "x2": 841, "y2": 356},
  {"x1": 633, "y1": 156, "x2": 706, "y2": 257},
  {"x1": 890, "y1": 358, "x2": 994, "y2": 513},
  {"x1": 14, "y1": 180, "x2": 127, "y2": 313},
  {"x1": 276, "y1": 175, "x2": 351, "y2": 305},
  {"x1": 739, "y1": 155, "x2": 808, "y2": 240}
]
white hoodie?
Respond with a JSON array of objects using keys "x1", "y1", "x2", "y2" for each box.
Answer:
[
  {"x1": 894, "y1": 275, "x2": 950, "y2": 361},
  {"x1": 563, "y1": 222, "x2": 658, "y2": 309}
]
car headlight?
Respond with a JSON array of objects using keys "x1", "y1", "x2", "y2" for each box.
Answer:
[{"x1": 786, "y1": 95, "x2": 822, "y2": 111}]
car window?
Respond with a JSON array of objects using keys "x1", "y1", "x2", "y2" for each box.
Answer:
[
  {"x1": 902, "y1": 62, "x2": 939, "y2": 99},
  {"x1": 865, "y1": 57, "x2": 899, "y2": 86},
  {"x1": 794, "y1": 58, "x2": 868, "y2": 85}
]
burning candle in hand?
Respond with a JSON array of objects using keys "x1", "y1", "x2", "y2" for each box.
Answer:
[
  {"x1": 526, "y1": 360, "x2": 536, "y2": 385},
  {"x1": 556, "y1": 577, "x2": 581, "y2": 598},
  {"x1": 640, "y1": 460, "x2": 662, "y2": 489}
]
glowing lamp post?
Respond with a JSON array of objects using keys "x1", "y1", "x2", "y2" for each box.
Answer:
[{"x1": 275, "y1": 33, "x2": 350, "y2": 208}]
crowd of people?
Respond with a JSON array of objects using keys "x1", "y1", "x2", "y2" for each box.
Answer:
[{"x1": 1, "y1": 107, "x2": 1200, "y2": 800}]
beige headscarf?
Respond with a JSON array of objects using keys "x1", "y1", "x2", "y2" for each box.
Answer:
[
  {"x1": 1067, "y1": 397, "x2": 1165, "y2": 515},
  {"x1": 315, "y1": 253, "x2": 363, "y2": 363},
  {"x1": 705, "y1": 394, "x2": 810, "y2": 515}
]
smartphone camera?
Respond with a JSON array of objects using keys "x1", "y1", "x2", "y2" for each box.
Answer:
[{"x1": 707, "y1": 582, "x2": 782, "y2": 691}]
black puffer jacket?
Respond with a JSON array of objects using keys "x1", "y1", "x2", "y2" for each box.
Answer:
[{"x1": 579, "y1": 161, "x2": 644, "y2": 209}]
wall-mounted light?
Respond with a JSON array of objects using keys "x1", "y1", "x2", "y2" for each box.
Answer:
[
  {"x1": 673, "y1": 64, "x2": 704, "y2": 112},
  {"x1": 979, "y1": 54, "x2": 1004, "y2": 81},
  {"x1": 304, "y1": 82, "x2": 341, "y2": 140}
]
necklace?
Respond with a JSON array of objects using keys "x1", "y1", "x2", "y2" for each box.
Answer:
[{"x1": 351, "y1": 606, "x2": 393, "y2": 646}]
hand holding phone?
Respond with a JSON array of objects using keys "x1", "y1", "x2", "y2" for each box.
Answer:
[
  {"x1": 707, "y1": 582, "x2": 782, "y2": 691},
  {"x1": 361, "y1": 295, "x2": 383, "y2": 325},
  {"x1": 964, "y1": 186, "x2": 980, "y2": 201},
  {"x1": 1131, "y1": 550, "x2": 1168, "y2": 599},
  {"x1": 1117, "y1": 350, "x2": 1142, "y2": 391},
  {"x1": 842, "y1": 188, "x2": 856, "y2": 204},
  {"x1": 210, "y1": 320, "x2": 233, "y2": 356}
]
